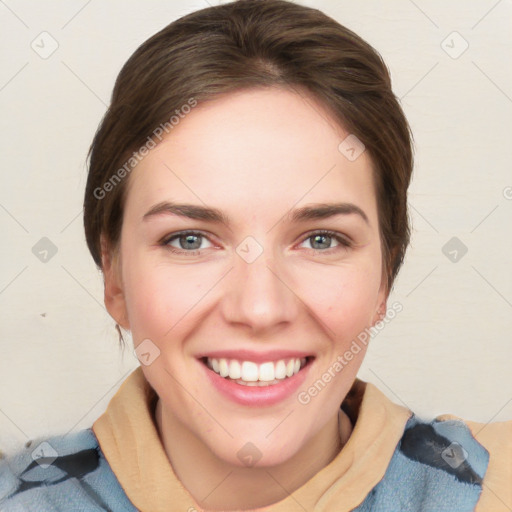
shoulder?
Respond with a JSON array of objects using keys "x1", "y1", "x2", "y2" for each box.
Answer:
[
  {"x1": 356, "y1": 413, "x2": 511, "y2": 511},
  {"x1": 0, "y1": 428, "x2": 137, "y2": 511},
  {"x1": 436, "y1": 413, "x2": 512, "y2": 512}
]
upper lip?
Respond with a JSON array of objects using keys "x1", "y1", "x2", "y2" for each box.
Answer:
[{"x1": 197, "y1": 349, "x2": 314, "y2": 364}]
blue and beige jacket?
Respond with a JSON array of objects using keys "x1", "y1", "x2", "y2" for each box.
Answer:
[{"x1": 1, "y1": 367, "x2": 511, "y2": 511}]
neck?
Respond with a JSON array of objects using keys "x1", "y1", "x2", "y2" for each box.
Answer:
[{"x1": 155, "y1": 400, "x2": 352, "y2": 511}]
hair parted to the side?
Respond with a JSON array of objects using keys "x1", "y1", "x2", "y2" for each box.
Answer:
[{"x1": 84, "y1": 0, "x2": 414, "y2": 341}]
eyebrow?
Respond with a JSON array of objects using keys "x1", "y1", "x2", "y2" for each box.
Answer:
[{"x1": 142, "y1": 201, "x2": 369, "y2": 226}]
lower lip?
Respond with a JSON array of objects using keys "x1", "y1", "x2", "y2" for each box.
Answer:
[{"x1": 200, "y1": 359, "x2": 313, "y2": 407}]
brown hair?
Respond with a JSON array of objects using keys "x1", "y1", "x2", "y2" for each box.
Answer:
[{"x1": 84, "y1": 0, "x2": 413, "y2": 297}]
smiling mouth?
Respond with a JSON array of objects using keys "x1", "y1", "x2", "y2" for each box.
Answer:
[{"x1": 200, "y1": 356, "x2": 314, "y2": 387}]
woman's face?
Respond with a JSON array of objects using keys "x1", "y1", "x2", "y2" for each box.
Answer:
[{"x1": 106, "y1": 87, "x2": 387, "y2": 467}]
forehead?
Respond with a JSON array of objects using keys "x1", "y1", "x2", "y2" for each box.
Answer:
[{"x1": 124, "y1": 87, "x2": 377, "y2": 225}]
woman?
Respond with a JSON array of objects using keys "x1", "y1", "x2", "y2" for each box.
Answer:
[{"x1": 1, "y1": 1, "x2": 510, "y2": 510}]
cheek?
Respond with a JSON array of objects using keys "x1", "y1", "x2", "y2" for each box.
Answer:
[
  {"x1": 121, "y1": 251, "x2": 218, "y2": 340},
  {"x1": 292, "y1": 257, "x2": 382, "y2": 335}
]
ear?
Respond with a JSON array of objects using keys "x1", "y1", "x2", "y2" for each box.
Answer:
[
  {"x1": 371, "y1": 270, "x2": 389, "y2": 327},
  {"x1": 101, "y1": 235, "x2": 130, "y2": 330}
]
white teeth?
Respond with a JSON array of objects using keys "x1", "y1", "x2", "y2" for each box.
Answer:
[
  {"x1": 219, "y1": 359, "x2": 229, "y2": 378},
  {"x1": 205, "y1": 356, "x2": 308, "y2": 384},
  {"x1": 275, "y1": 360, "x2": 286, "y2": 380},
  {"x1": 241, "y1": 361, "x2": 259, "y2": 382},
  {"x1": 286, "y1": 359, "x2": 295, "y2": 378},
  {"x1": 258, "y1": 362, "x2": 275, "y2": 382},
  {"x1": 228, "y1": 360, "x2": 241, "y2": 379}
]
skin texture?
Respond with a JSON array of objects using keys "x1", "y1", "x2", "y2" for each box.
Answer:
[{"x1": 102, "y1": 87, "x2": 388, "y2": 510}]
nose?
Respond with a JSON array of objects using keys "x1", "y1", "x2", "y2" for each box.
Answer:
[{"x1": 220, "y1": 242, "x2": 298, "y2": 334}]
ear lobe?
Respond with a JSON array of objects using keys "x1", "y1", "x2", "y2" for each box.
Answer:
[
  {"x1": 371, "y1": 300, "x2": 387, "y2": 326},
  {"x1": 371, "y1": 271, "x2": 389, "y2": 326},
  {"x1": 101, "y1": 235, "x2": 130, "y2": 330}
]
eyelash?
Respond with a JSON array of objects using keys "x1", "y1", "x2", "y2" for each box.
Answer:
[{"x1": 160, "y1": 229, "x2": 352, "y2": 256}]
